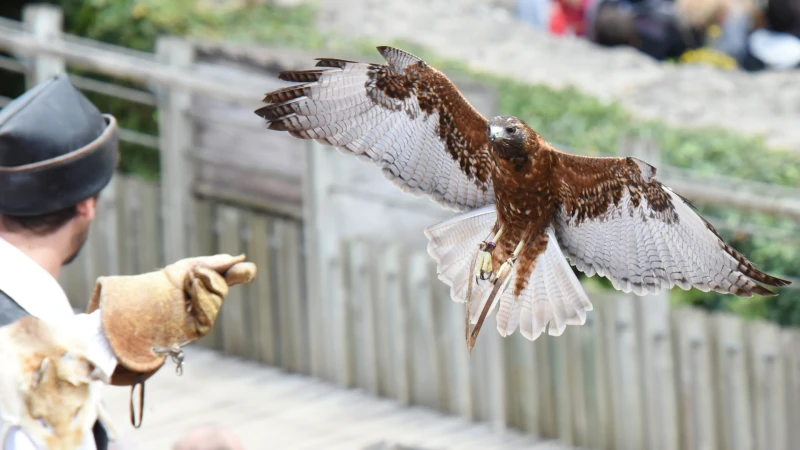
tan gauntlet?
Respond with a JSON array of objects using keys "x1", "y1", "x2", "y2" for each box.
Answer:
[{"x1": 86, "y1": 254, "x2": 257, "y2": 387}]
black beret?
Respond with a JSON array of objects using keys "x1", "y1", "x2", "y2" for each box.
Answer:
[{"x1": 0, "y1": 74, "x2": 119, "y2": 216}]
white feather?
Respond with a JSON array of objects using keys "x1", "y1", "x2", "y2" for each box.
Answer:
[{"x1": 425, "y1": 209, "x2": 594, "y2": 342}]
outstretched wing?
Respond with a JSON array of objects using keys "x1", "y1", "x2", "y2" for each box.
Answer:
[
  {"x1": 255, "y1": 46, "x2": 494, "y2": 212},
  {"x1": 551, "y1": 151, "x2": 791, "y2": 297}
]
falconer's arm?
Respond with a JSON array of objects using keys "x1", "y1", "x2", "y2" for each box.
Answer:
[{"x1": 0, "y1": 254, "x2": 257, "y2": 450}]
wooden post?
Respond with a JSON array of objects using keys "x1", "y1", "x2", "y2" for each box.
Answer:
[
  {"x1": 713, "y1": 313, "x2": 754, "y2": 450},
  {"x1": 672, "y1": 307, "x2": 718, "y2": 450},
  {"x1": 302, "y1": 139, "x2": 331, "y2": 379},
  {"x1": 748, "y1": 320, "x2": 789, "y2": 450},
  {"x1": 22, "y1": 4, "x2": 64, "y2": 87},
  {"x1": 156, "y1": 37, "x2": 194, "y2": 264},
  {"x1": 609, "y1": 294, "x2": 645, "y2": 450}
]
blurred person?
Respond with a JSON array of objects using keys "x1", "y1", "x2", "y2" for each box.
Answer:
[
  {"x1": 743, "y1": 0, "x2": 800, "y2": 70},
  {"x1": 517, "y1": 0, "x2": 553, "y2": 29},
  {"x1": 0, "y1": 74, "x2": 257, "y2": 450},
  {"x1": 674, "y1": 0, "x2": 760, "y2": 66},
  {"x1": 172, "y1": 424, "x2": 245, "y2": 450},
  {"x1": 708, "y1": 0, "x2": 757, "y2": 64},
  {"x1": 586, "y1": 0, "x2": 706, "y2": 60},
  {"x1": 549, "y1": 0, "x2": 595, "y2": 35}
]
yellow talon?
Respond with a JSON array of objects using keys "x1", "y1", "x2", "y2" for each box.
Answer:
[
  {"x1": 475, "y1": 241, "x2": 497, "y2": 281},
  {"x1": 475, "y1": 227, "x2": 504, "y2": 283}
]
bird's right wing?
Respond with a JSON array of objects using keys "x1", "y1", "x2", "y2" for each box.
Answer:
[
  {"x1": 255, "y1": 46, "x2": 495, "y2": 212},
  {"x1": 551, "y1": 150, "x2": 791, "y2": 297}
]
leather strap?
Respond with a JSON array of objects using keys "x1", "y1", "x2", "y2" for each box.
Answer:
[{"x1": 129, "y1": 376, "x2": 145, "y2": 429}]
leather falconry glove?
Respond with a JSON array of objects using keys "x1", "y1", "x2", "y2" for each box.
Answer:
[{"x1": 85, "y1": 254, "x2": 257, "y2": 426}]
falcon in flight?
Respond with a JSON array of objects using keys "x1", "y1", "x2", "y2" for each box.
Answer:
[{"x1": 255, "y1": 46, "x2": 790, "y2": 352}]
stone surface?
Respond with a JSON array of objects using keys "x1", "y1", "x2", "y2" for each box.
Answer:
[{"x1": 309, "y1": 0, "x2": 800, "y2": 152}]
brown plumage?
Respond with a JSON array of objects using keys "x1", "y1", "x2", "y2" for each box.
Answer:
[{"x1": 255, "y1": 46, "x2": 790, "y2": 344}]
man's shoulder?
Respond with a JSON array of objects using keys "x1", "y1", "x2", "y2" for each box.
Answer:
[{"x1": 0, "y1": 289, "x2": 29, "y2": 327}]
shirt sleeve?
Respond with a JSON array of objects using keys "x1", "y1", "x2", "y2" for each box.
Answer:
[{"x1": 59, "y1": 310, "x2": 118, "y2": 384}]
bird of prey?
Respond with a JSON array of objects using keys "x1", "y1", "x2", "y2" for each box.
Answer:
[{"x1": 255, "y1": 46, "x2": 790, "y2": 352}]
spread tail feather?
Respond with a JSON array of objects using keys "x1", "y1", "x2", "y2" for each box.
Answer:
[{"x1": 424, "y1": 208, "x2": 593, "y2": 342}]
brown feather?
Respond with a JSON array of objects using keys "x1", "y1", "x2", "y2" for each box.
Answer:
[{"x1": 256, "y1": 45, "x2": 495, "y2": 212}]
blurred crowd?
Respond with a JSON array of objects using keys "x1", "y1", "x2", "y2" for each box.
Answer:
[{"x1": 516, "y1": 0, "x2": 800, "y2": 70}]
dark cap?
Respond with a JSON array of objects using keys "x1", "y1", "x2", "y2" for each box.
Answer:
[{"x1": 0, "y1": 74, "x2": 119, "y2": 216}]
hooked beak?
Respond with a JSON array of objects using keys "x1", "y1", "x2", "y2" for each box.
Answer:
[{"x1": 488, "y1": 125, "x2": 505, "y2": 143}]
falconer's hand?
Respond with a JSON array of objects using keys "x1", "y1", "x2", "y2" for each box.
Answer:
[{"x1": 86, "y1": 254, "x2": 257, "y2": 386}]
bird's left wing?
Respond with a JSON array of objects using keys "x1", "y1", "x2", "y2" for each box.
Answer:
[
  {"x1": 551, "y1": 151, "x2": 790, "y2": 297},
  {"x1": 255, "y1": 46, "x2": 494, "y2": 212}
]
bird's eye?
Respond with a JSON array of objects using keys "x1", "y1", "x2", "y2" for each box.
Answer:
[{"x1": 505, "y1": 126, "x2": 516, "y2": 134}]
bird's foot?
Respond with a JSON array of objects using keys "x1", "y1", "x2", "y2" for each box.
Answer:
[
  {"x1": 475, "y1": 241, "x2": 497, "y2": 282},
  {"x1": 474, "y1": 227, "x2": 504, "y2": 284},
  {"x1": 467, "y1": 238, "x2": 525, "y2": 355}
]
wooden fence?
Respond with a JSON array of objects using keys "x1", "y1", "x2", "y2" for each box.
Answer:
[
  {"x1": 297, "y1": 234, "x2": 800, "y2": 450},
  {"x1": 58, "y1": 173, "x2": 800, "y2": 450},
  {"x1": 3, "y1": 5, "x2": 800, "y2": 450}
]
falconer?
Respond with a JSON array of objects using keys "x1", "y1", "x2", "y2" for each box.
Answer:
[{"x1": 0, "y1": 74, "x2": 257, "y2": 450}]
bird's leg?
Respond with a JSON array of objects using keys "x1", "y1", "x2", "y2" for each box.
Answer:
[
  {"x1": 465, "y1": 243, "x2": 482, "y2": 345},
  {"x1": 475, "y1": 227, "x2": 504, "y2": 283},
  {"x1": 467, "y1": 238, "x2": 525, "y2": 354}
]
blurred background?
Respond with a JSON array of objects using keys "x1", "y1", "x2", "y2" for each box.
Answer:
[{"x1": 1, "y1": 0, "x2": 799, "y2": 449}]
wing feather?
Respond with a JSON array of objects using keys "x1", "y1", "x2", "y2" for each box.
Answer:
[
  {"x1": 552, "y1": 152, "x2": 790, "y2": 297},
  {"x1": 257, "y1": 46, "x2": 494, "y2": 212}
]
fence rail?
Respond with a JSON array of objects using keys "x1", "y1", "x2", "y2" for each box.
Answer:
[{"x1": 2, "y1": 5, "x2": 800, "y2": 450}]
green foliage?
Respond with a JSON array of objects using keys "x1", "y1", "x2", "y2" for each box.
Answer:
[{"x1": 60, "y1": 0, "x2": 322, "y2": 52}]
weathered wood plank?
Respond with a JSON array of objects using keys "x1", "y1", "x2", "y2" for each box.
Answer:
[
  {"x1": 156, "y1": 36, "x2": 194, "y2": 264},
  {"x1": 713, "y1": 313, "x2": 754, "y2": 450},
  {"x1": 382, "y1": 244, "x2": 412, "y2": 405},
  {"x1": 372, "y1": 243, "x2": 395, "y2": 398},
  {"x1": 636, "y1": 292, "x2": 679, "y2": 450},
  {"x1": 672, "y1": 307, "x2": 718, "y2": 450},
  {"x1": 277, "y1": 219, "x2": 307, "y2": 374},
  {"x1": 246, "y1": 212, "x2": 276, "y2": 365},
  {"x1": 408, "y1": 251, "x2": 440, "y2": 410},
  {"x1": 301, "y1": 139, "x2": 330, "y2": 380},
  {"x1": 748, "y1": 320, "x2": 789, "y2": 450},
  {"x1": 136, "y1": 177, "x2": 162, "y2": 272},
  {"x1": 564, "y1": 324, "x2": 588, "y2": 446},
  {"x1": 534, "y1": 323, "x2": 557, "y2": 438},
  {"x1": 574, "y1": 304, "x2": 602, "y2": 448},
  {"x1": 115, "y1": 175, "x2": 137, "y2": 276},
  {"x1": 347, "y1": 239, "x2": 379, "y2": 394},
  {"x1": 94, "y1": 175, "x2": 120, "y2": 277},
  {"x1": 781, "y1": 328, "x2": 800, "y2": 450},
  {"x1": 504, "y1": 331, "x2": 538, "y2": 436},
  {"x1": 216, "y1": 205, "x2": 249, "y2": 357},
  {"x1": 549, "y1": 327, "x2": 574, "y2": 445},
  {"x1": 331, "y1": 239, "x2": 356, "y2": 388},
  {"x1": 192, "y1": 198, "x2": 218, "y2": 350},
  {"x1": 444, "y1": 281, "x2": 473, "y2": 420},
  {"x1": 484, "y1": 304, "x2": 508, "y2": 432},
  {"x1": 427, "y1": 258, "x2": 452, "y2": 414},
  {"x1": 589, "y1": 293, "x2": 615, "y2": 450}
]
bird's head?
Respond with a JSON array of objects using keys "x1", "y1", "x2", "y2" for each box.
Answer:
[{"x1": 487, "y1": 116, "x2": 535, "y2": 167}]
